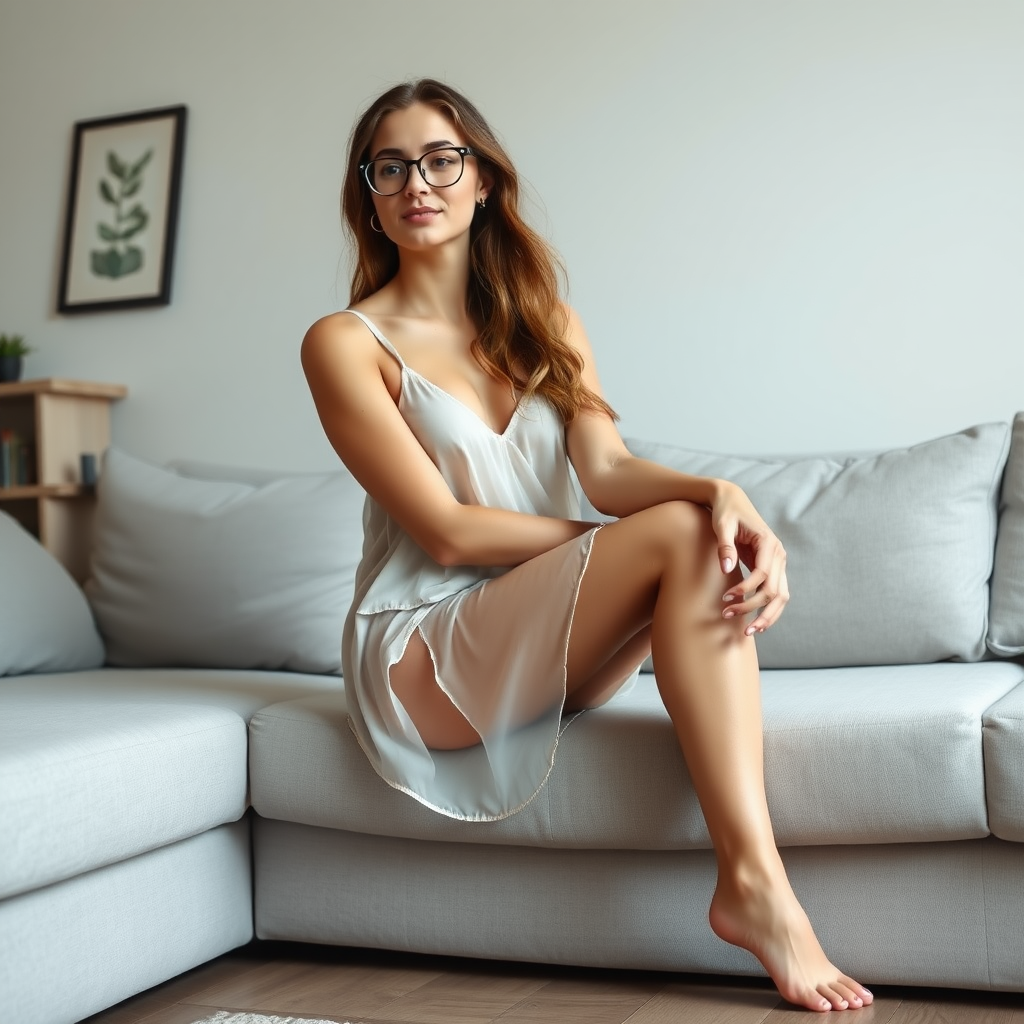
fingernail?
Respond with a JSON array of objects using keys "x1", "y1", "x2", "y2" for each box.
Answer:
[
  {"x1": 745, "y1": 625, "x2": 756, "y2": 636},
  {"x1": 723, "y1": 609, "x2": 735, "y2": 619},
  {"x1": 722, "y1": 558, "x2": 734, "y2": 573},
  {"x1": 723, "y1": 594, "x2": 735, "y2": 603}
]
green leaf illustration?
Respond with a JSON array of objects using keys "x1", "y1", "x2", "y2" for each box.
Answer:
[
  {"x1": 120, "y1": 246, "x2": 143, "y2": 275},
  {"x1": 97, "y1": 223, "x2": 118, "y2": 242},
  {"x1": 99, "y1": 179, "x2": 116, "y2": 204},
  {"x1": 119, "y1": 210, "x2": 149, "y2": 240},
  {"x1": 122, "y1": 177, "x2": 143, "y2": 198},
  {"x1": 90, "y1": 245, "x2": 143, "y2": 278},
  {"x1": 107, "y1": 151, "x2": 127, "y2": 180},
  {"x1": 129, "y1": 150, "x2": 153, "y2": 178}
]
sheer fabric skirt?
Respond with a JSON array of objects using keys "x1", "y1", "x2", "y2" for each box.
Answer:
[{"x1": 347, "y1": 525, "x2": 642, "y2": 821}]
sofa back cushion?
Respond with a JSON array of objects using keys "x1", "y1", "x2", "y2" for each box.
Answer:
[
  {"x1": 85, "y1": 448, "x2": 364, "y2": 673},
  {"x1": 989, "y1": 412, "x2": 1024, "y2": 656},
  {"x1": 624, "y1": 422, "x2": 1009, "y2": 668},
  {"x1": 0, "y1": 511, "x2": 104, "y2": 676}
]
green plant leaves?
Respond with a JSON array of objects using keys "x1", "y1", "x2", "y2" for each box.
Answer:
[
  {"x1": 0, "y1": 334, "x2": 31, "y2": 357},
  {"x1": 90, "y1": 245, "x2": 143, "y2": 278},
  {"x1": 130, "y1": 150, "x2": 153, "y2": 178},
  {"x1": 91, "y1": 148, "x2": 154, "y2": 278},
  {"x1": 107, "y1": 151, "x2": 127, "y2": 180}
]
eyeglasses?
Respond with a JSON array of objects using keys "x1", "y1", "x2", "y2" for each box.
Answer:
[{"x1": 360, "y1": 146, "x2": 475, "y2": 196}]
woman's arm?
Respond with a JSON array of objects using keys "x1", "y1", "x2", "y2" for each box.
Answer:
[
  {"x1": 563, "y1": 306, "x2": 789, "y2": 630},
  {"x1": 301, "y1": 314, "x2": 592, "y2": 568}
]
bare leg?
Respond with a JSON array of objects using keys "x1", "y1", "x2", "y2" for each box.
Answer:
[
  {"x1": 565, "y1": 503, "x2": 873, "y2": 1013},
  {"x1": 391, "y1": 502, "x2": 873, "y2": 1010}
]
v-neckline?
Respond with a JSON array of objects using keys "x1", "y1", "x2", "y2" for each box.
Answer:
[
  {"x1": 344, "y1": 308, "x2": 520, "y2": 439},
  {"x1": 400, "y1": 363, "x2": 521, "y2": 439}
]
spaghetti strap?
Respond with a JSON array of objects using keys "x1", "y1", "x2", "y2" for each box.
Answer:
[{"x1": 341, "y1": 308, "x2": 405, "y2": 367}]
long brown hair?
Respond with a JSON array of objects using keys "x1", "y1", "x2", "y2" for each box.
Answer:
[{"x1": 341, "y1": 79, "x2": 616, "y2": 424}]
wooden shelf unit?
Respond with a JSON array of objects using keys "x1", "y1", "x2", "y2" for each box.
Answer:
[{"x1": 0, "y1": 378, "x2": 127, "y2": 582}]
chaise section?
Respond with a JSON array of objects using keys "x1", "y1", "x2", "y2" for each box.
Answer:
[
  {"x1": 0, "y1": 667, "x2": 344, "y2": 899},
  {"x1": 249, "y1": 661, "x2": 1024, "y2": 851},
  {"x1": 1, "y1": 819, "x2": 252, "y2": 1024},
  {"x1": 0, "y1": 693, "x2": 245, "y2": 900}
]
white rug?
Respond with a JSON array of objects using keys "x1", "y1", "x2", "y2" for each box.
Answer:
[{"x1": 190, "y1": 1013, "x2": 357, "y2": 1024}]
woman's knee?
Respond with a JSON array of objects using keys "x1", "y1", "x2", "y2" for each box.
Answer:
[{"x1": 626, "y1": 500, "x2": 718, "y2": 567}]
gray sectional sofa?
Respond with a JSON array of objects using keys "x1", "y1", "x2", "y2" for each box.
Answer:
[{"x1": 2, "y1": 415, "x2": 1023, "y2": 1024}]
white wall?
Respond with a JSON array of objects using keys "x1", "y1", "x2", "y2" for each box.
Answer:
[{"x1": 1, "y1": 0, "x2": 1021, "y2": 468}]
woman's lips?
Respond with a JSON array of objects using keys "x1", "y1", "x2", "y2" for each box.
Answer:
[{"x1": 403, "y1": 207, "x2": 440, "y2": 223}]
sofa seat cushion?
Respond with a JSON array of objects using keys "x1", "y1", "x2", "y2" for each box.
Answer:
[
  {"x1": 984, "y1": 680, "x2": 1024, "y2": 841},
  {"x1": 250, "y1": 661, "x2": 1023, "y2": 850},
  {"x1": 0, "y1": 667, "x2": 343, "y2": 899}
]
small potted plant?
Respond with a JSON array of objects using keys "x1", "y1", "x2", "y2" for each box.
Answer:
[{"x1": 0, "y1": 334, "x2": 32, "y2": 383}]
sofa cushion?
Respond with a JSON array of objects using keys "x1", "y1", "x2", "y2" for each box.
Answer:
[
  {"x1": 0, "y1": 511, "x2": 104, "y2": 677},
  {"x1": 989, "y1": 412, "x2": 1024, "y2": 656},
  {"x1": 0, "y1": 666, "x2": 341, "y2": 898},
  {"x1": 249, "y1": 661, "x2": 1023, "y2": 851},
  {"x1": 983, "y1": 680, "x2": 1024, "y2": 842},
  {"x1": 623, "y1": 422, "x2": 1009, "y2": 669},
  {"x1": 85, "y1": 448, "x2": 364, "y2": 673}
]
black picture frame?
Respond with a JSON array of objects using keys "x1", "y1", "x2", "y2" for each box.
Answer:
[{"x1": 57, "y1": 104, "x2": 187, "y2": 314}]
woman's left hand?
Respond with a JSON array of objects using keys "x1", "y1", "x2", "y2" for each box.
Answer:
[{"x1": 710, "y1": 480, "x2": 790, "y2": 636}]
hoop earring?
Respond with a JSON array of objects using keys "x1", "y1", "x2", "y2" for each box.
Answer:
[{"x1": 370, "y1": 213, "x2": 384, "y2": 233}]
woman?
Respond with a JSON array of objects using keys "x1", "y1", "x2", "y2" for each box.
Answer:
[{"x1": 302, "y1": 78, "x2": 872, "y2": 1013}]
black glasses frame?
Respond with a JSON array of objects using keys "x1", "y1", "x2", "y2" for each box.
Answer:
[{"x1": 360, "y1": 146, "x2": 475, "y2": 196}]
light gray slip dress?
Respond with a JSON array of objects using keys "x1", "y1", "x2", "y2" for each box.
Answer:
[{"x1": 340, "y1": 309, "x2": 640, "y2": 821}]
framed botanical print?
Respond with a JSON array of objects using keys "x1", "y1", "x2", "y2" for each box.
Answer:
[{"x1": 57, "y1": 105, "x2": 187, "y2": 313}]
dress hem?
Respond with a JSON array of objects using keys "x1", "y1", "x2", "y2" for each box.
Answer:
[{"x1": 346, "y1": 524, "x2": 606, "y2": 823}]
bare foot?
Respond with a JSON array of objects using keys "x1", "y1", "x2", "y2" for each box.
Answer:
[{"x1": 708, "y1": 860, "x2": 874, "y2": 1012}]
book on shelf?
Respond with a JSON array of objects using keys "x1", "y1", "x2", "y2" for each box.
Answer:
[{"x1": 0, "y1": 429, "x2": 33, "y2": 489}]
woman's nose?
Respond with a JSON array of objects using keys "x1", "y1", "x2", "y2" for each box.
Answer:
[{"x1": 404, "y1": 163, "x2": 430, "y2": 195}]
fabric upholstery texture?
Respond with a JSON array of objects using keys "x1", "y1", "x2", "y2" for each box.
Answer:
[
  {"x1": 0, "y1": 667, "x2": 341, "y2": 899},
  {"x1": 249, "y1": 662, "x2": 1023, "y2": 850},
  {"x1": 0, "y1": 511, "x2": 104, "y2": 677},
  {"x1": 983, "y1": 680, "x2": 1024, "y2": 841},
  {"x1": 0, "y1": 820, "x2": 252, "y2": 1024},
  {"x1": 989, "y1": 412, "x2": 1024, "y2": 655},
  {"x1": 622, "y1": 422, "x2": 1009, "y2": 668},
  {"x1": 85, "y1": 448, "x2": 364, "y2": 673},
  {"x1": 254, "y1": 820, "x2": 1024, "y2": 989},
  {"x1": 0, "y1": 698, "x2": 246, "y2": 899}
]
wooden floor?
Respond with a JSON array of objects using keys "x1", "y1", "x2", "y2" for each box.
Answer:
[{"x1": 81, "y1": 941, "x2": 1024, "y2": 1024}]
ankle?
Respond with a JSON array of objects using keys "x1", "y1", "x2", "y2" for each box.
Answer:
[{"x1": 715, "y1": 847, "x2": 787, "y2": 900}]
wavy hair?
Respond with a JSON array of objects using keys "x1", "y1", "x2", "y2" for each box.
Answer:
[{"x1": 341, "y1": 79, "x2": 616, "y2": 424}]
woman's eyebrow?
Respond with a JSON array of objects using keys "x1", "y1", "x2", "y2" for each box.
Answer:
[{"x1": 371, "y1": 139, "x2": 457, "y2": 159}]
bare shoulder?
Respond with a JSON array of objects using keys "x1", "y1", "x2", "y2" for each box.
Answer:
[{"x1": 301, "y1": 310, "x2": 376, "y2": 373}]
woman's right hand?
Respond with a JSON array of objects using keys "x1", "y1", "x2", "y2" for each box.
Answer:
[{"x1": 709, "y1": 480, "x2": 790, "y2": 636}]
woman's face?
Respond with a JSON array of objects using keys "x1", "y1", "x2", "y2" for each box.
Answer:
[{"x1": 365, "y1": 102, "x2": 489, "y2": 249}]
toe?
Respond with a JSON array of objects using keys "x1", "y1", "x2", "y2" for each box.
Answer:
[
  {"x1": 833, "y1": 980, "x2": 862, "y2": 1007},
  {"x1": 818, "y1": 984, "x2": 849, "y2": 1011},
  {"x1": 841, "y1": 976, "x2": 874, "y2": 1006}
]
